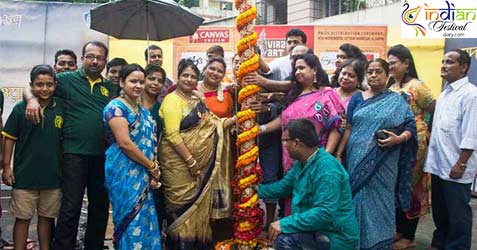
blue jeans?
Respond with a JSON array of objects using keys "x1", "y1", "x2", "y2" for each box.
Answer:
[
  {"x1": 431, "y1": 174, "x2": 472, "y2": 250},
  {"x1": 275, "y1": 232, "x2": 330, "y2": 250}
]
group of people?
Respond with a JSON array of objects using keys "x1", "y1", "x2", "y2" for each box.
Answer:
[{"x1": 0, "y1": 26, "x2": 475, "y2": 250}]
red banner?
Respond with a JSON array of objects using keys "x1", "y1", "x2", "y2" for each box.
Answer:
[{"x1": 172, "y1": 25, "x2": 387, "y2": 81}]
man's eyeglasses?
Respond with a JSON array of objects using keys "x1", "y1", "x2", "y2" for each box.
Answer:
[
  {"x1": 281, "y1": 138, "x2": 294, "y2": 144},
  {"x1": 84, "y1": 54, "x2": 106, "y2": 62}
]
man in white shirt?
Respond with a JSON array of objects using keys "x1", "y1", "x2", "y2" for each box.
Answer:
[
  {"x1": 424, "y1": 49, "x2": 477, "y2": 250},
  {"x1": 262, "y1": 28, "x2": 306, "y2": 81}
]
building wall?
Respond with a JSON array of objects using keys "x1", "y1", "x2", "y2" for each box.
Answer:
[
  {"x1": 288, "y1": 0, "x2": 313, "y2": 24},
  {"x1": 257, "y1": 0, "x2": 287, "y2": 24},
  {"x1": 193, "y1": 0, "x2": 239, "y2": 21},
  {"x1": 313, "y1": 2, "x2": 401, "y2": 25}
]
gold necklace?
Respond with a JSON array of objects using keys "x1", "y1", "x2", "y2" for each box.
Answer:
[
  {"x1": 201, "y1": 82, "x2": 224, "y2": 102},
  {"x1": 200, "y1": 82, "x2": 218, "y2": 92},
  {"x1": 121, "y1": 96, "x2": 139, "y2": 113},
  {"x1": 176, "y1": 89, "x2": 192, "y2": 101}
]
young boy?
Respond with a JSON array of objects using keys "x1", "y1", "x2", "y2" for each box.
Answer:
[
  {"x1": 106, "y1": 57, "x2": 128, "y2": 98},
  {"x1": 2, "y1": 65, "x2": 63, "y2": 250}
]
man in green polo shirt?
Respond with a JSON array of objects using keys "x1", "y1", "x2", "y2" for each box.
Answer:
[{"x1": 25, "y1": 41, "x2": 114, "y2": 250}]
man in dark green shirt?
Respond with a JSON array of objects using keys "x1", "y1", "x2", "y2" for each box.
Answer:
[
  {"x1": 25, "y1": 41, "x2": 114, "y2": 250},
  {"x1": 259, "y1": 119, "x2": 359, "y2": 250}
]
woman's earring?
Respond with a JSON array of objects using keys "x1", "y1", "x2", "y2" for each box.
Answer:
[
  {"x1": 313, "y1": 72, "x2": 318, "y2": 84},
  {"x1": 120, "y1": 90, "x2": 125, "y2": 97}
]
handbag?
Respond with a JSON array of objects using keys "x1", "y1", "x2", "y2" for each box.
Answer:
[{"x1": 374, "y1": 128, "x2": 401, "y2": 141}]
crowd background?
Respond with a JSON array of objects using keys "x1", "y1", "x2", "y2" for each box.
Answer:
[{"x1": 5, "y1": 1, "x2": 476, "y2": 123}]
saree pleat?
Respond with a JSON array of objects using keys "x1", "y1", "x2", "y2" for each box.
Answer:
[{"x1": 159, "y1": 100, "x2": 232, "y2": 249}]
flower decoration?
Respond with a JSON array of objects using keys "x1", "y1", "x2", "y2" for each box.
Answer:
[
  {"x1": 238, "y1": 84, "x2": 260, "y2": 103},
  {"x1": 216, "y1": 0, "x2": 269, "y2": 249}
]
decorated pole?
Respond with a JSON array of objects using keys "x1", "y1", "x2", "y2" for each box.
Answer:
[
  {"x1": 234, "y1": 0, "x2": 264, "y2": 248},
  {"x1": 216, "y1": 0, "x2": 269, "y2": 249}
]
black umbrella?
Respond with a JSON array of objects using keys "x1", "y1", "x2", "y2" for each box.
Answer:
[{"x1": 90, "y1": 0, "x2": 204, "y2": 41}]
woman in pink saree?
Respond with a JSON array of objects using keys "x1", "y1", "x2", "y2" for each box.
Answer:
[{"x1": 260, "y1": 53, "x2": 345, "y2": 215}]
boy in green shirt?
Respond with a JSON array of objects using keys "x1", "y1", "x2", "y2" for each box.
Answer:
[{"x1": 2, "y1": 65, "x2": 63, "y2": 250}]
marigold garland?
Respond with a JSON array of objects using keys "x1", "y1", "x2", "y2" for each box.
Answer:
[
  {"x1": 237, "y1": 54, "x2": 260, "y2": 83},
  {"x1": 237, "y1": 109, "x2": 256, "y2": 123},
  {"x1": 237, "y1": 31, "x2": 258, "y2": 55},
  {"x1": 239, "y1": 193, "x2": 258, "y2": 208},
  {"x1": 237, "y1": 221, "x2": 255, "y2": 232},
  {"x1": 238, "y1": 83, "x2": 260, "y2": 103},
  {"x1": 236, "y1": 155, "x2": 258, "y2": 169},
  {"x1": 237, "y1": 146, "x2": 258, "y2": 162},
  {"x1": 236, "y1": 6, "x2": 257, "y2": 31},
  {"x1": 215, "y1": 238, "x2": 272, "y2": 250},
  {"x1": 238, "y1": 174, "x2": 258, "y2": 189},
  {"x1": 215, "y1": 0, "x2": 268, "y2": 249},
  {"x1": 236, "y1": 125, "x2": 259, "y2": 146}
]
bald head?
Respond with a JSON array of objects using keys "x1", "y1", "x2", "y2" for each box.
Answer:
[{"x1": 291, "y1": 45, "x2": 309, "y2": 57}]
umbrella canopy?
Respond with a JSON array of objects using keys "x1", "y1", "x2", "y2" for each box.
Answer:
[{"x1": 90, "y1": 0, "x2": 204, "y2": 41}]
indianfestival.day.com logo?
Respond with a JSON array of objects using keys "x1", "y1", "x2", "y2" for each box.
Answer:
[{"x1": 401, "y1": 0, "x2": 477, "y2": 38}]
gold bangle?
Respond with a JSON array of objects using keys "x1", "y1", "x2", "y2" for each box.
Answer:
[
  {"x1": 150, "y1": 165, "x2": 159, "y2": 173},
  {"x1": 187, "y1": 160, "x2": 197, "y2": 168},
  {"x1": 148, "y1": 160, "x2": 160, "y2": 170},
  {"x1": 185, "y1": 155, "x2": 193, "y2": 163}
]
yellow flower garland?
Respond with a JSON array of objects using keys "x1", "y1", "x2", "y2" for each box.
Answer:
[
  {"x1": 238, "y1": 83, "x2": 260, "y2": 103},
  {"x1": 237, "y1": 109, "x2": 257, "y2": 123},
  {"x1": 215, "y1": 1, "x2": 269, "y2": 249},
  {"x1": 239, "y1": 193, "x2": 258, "y2": 208}
]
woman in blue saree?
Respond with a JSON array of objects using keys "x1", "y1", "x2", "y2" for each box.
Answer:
[
  {"x1": 342, "y1": 59, "x2": 417, "y2": 250},
  {"x1": 103, "y1": 64, "x2": 162, "y2": 249}
]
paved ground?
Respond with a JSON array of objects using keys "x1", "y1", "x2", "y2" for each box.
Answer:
[{"x1": 1, "y1": 184, "x2": 476, "y2": 249}]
